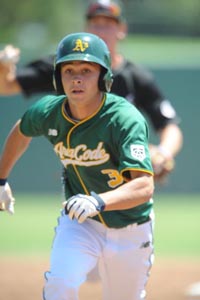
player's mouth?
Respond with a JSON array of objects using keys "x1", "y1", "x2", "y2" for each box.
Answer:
[{"x1": 72, "y1": 89, "x2": 84, "y2": 94}]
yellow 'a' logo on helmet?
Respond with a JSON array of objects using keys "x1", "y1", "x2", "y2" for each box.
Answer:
[{"x1": 73, "y1": 39, "x2": 89, "y2": 52}]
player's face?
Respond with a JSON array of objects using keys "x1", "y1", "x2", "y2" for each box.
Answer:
[
  {"x1": 61, "y1": 61, "x2": 101, "y2": 106},
  {"x1": 86, "y1": 16, "x2": 125, "y2": 49}
]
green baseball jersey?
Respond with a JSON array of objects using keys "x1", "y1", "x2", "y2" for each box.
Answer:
[{"x1": 20, "y1": 93, "x2": 154, "y2": 228}]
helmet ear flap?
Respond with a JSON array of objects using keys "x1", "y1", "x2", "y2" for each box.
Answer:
[
  {"x1": 98, "y1": 67, "x2": 113, "y2": 92},
  {"x1": 53, "y1": 64, "x2": 65, "y2": 95}
]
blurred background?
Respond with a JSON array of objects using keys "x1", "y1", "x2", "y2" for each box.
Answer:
[
  {"x1": 1, "y1": 0, "x2": 200, "y2": 45},
  {"x1": 1, "y1": 3, "x2": 200, "y2": 299},
  {"x1": 1, "y1": 0, "x2": 200, "y2": 194}
]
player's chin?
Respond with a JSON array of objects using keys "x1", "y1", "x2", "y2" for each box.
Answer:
[{"x1": 72, "y1": 94, "x2": 91, "y2": 105}]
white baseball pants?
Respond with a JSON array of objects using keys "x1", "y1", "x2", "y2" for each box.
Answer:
[{"x1": 43, "y1": 211, "x2": 154, "y2": 300}]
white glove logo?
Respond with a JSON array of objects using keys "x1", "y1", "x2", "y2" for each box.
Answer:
[
  {"x1": 0, "y1": 183, "x2": 15, "y2": 215},
  {"x1": 63, "y1": 192, "x2": 105, "y2": 223}
]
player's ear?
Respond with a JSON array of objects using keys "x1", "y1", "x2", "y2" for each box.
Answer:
[{"x1": 116, "y1": 22, "x2": 127, "y2": 40}]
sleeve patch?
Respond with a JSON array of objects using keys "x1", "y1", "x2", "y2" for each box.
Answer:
[{"x1": 130, "y1": 144, "x2": 146, "y2": 161}]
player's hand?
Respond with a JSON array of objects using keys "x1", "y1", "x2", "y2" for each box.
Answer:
[
  {"x1": 0, "y1": 183, "x2": 15, "y2": 215},
  {"x1": 63, "y1": 192, "x2": 105, "y2": 223},
  {"x1": 149, "y1": 144, "x2": 175, "y2": 183}
]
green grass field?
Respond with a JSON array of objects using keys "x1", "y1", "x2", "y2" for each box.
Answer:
[{"x1": 0, "y1": 193, "x2": 200, "y2": 258}]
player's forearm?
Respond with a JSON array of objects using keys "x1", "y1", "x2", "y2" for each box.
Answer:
[
  {"x1": 159, "y1": 123, "x2": 183, "y2": 158},
  {"x1": 99, "y1": 174, "x2": 154, "y2": 211},
  {"x1": 0, "y1": 120, "x2": 31, "y2": 178}
]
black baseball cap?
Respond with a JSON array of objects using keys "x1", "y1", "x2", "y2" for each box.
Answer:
[{"x1": 86, "y1": 1, "x2": 125, "y2": 23}]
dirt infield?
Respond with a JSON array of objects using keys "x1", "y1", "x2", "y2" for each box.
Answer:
[{"x1": 1, "y1": 257, "x2": 200, "y2": 300}]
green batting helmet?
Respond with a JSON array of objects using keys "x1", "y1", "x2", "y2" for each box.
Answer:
[{"x1": 54, "y1": 32, "x2": 113, "y2": 94}]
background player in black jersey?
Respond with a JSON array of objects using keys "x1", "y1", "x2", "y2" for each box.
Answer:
[{"x1": 0, "y1": 0, "x2": 183, "y2": 182}]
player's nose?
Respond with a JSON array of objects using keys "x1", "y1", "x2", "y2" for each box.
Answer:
[{"x1": 72, "y1": 77, "x2": 82, "y2": 84}]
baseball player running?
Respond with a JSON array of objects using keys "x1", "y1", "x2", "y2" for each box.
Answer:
[{"x1": 0, "y1": 32, "x2": 154, "y2": 300}]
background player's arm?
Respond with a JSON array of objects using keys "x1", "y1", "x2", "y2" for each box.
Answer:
[
  {"x1": 158, "y1": 123, "x2": 183, "y2": 158},
  {"x1": 139, "y1": 77, "x2": 183, "y2": 180},
  {"x1": 133, "y1": 65, "x2": 183, "y2": 181},
  {"x1": 150, "y1": 123, "x2": 183, "y2": 181},
  {"x1": 0, "y1": 120, "x2": 32, "y2": 179},
  {"x1": 0, "y1": 62, "x2": 22, "y2": 95},
  {"x1": 0, "y1": 45, "x2": 55, "y2": 97}
]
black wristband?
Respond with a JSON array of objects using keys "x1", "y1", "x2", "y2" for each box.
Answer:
[
  {"x1": 0, "y1": 178, "x2": 7, "y2": 186},
  {"x1": 91, "y1": 191, "x2": 105, "y2": 211}
]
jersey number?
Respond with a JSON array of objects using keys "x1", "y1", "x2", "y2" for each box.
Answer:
[{"x1": 101, "y1": 169, "x2": 124, "y2": 188}]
